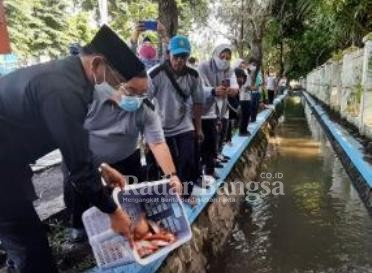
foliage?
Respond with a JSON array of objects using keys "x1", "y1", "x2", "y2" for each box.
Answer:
[
  {"x1": 4, "y1": 0, "x2": 96, "y2": 60},
  {"x1": 216, "y1": 0, "x2": 274, "y2": 82},
  {"x1": 265, "y1": 0, "x2": 372, "y2": 79},
  {"x1": 3, "y1": 0, "x2": 210, "y2": 61}
]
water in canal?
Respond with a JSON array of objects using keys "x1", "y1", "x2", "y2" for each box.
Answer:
[{"x1": 210, "y1": 95, "x2": 372, "y2": 273}]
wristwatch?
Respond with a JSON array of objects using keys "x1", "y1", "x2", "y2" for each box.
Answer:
[{"x1": 162, "y1": 172, "x2": 177, "y2": 179}]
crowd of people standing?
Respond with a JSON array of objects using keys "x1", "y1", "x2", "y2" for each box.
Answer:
[{"x1": 0, "y1": 22, "x2": 288, "y2": 272}]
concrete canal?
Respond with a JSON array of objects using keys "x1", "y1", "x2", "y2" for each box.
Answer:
[{"x1": 209, "y1": 95, "x2": 372, "y2": 273}]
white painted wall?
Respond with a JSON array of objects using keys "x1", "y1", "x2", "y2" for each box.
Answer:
[{"x1": 304, "y1": 33, "x2": 372, "y2": 138}]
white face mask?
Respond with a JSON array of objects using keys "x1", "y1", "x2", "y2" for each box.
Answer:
[
  {"x1": 250, "y1": 65, "x2": 257, "y2": 72},
  {"x1": 214, "y1": 56, "x2": 230, "y2": 71},
  {"x1": 93, "y1": 66, "x2": 116, "y2": 98}
]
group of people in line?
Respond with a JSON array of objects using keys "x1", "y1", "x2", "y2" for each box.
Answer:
[{"x1": 0, "y1": 22, "x2": 287, "y2": 273}]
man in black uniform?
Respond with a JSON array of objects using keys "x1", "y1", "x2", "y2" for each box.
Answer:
[{"x1": 0, "y1": 25, "x2": 147, "y2": 273}]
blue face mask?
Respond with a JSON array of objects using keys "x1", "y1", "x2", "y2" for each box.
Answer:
[{"x1": 118, "y1": 95, "x2": 144, "y2": 112}]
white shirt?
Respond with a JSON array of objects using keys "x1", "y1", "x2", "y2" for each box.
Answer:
[
  {"x1": 266, "y1": 76, "x2": 276, "y2": 90},
  {"x1": 239, "y1": 73, "x2": 252, "y2": 101},
  {"x1": 279, "y1": 78, "x2": 287, "y2": 87}
]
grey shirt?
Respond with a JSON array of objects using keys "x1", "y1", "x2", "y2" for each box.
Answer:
[
  {"x1": 148, "y1": 63, "x2": 204, "y2": 137},
  {"x1": 84, "y1": 89, "x2": 164, "y2": 165}
]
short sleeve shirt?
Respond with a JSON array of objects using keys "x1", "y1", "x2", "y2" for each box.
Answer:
[
  {"x1": 84, "y1": 88, "x2": 164, "y2": 164},
  {"x1": 148, "y1": 64, "x2": 204, "y2": 137}
]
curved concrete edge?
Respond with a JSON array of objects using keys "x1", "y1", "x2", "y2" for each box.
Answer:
[
  {"x1": 303, "y1": 91, "x2": 372, "y2": 213},
  {"x1": 86, "y1": 93, "x2": 288, "y2": 273}
]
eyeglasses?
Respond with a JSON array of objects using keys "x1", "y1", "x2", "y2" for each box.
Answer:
[{"x1": 120, "y1": 84, "x2": 148, "y2": 98}]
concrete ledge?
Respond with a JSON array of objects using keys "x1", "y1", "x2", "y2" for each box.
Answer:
[{"x1": 303, "y1": 91, "x2": 372, "y2": 213}]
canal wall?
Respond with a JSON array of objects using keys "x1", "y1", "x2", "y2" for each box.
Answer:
[
  {"x1": 302, "y1": 91, "x2": 372, "y2": 215},
  {"x1": 300, "y1": 33, "x2": 372, "y2": 138},
  {"x1": 158, "y1": 126, "x2": 276, "y2": 273},
  {"x1": 87, "y1": 94, "x2": 287, "y2": 273}
]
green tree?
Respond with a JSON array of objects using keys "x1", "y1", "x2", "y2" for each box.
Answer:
[
  {"x1": 4, "y1": 0, "x2": 35, "y2": 59},
  {"x1": 30, "y1": 0, "x2": 70, "y2": 58},
  {"x1": 265, "y1": 0, "x2": 372, "y2": 79},
  {"x1": 66, "y1": 11, "x2": 96, "y2": 45}
]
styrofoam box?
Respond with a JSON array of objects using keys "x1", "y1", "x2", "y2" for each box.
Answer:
[{"x1": 82, "y1": 179, "x2": 192, "y2": 269}]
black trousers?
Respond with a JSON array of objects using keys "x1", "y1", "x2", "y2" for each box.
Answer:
[
  {"x1": 165, "y1": 131, "x2": 197, "y2": 197},
  {"x1": 268, "y1": 89, "x2": 275, "y2": 104},
  {"x1": 0, "y1": 166, "x2": 58, "y2": 273},
  {"x1": 227, "y1": 110, "x2": 239, "y2": 142},
  {"x1": 201, "y1": 119, "x2": 217, "y2": 175},
  {"x1": 217, "y1": 118, "x2": 228, "y2": 154},
  {"x1": 239, "y1": 100, "x2": 251, "y2": 133},
  {"x1": 63, "y1": 149, "x2": 145, "y2": 229},
  {"x1": 251, "y1": 92, "x2": 260, "y2": 122}
]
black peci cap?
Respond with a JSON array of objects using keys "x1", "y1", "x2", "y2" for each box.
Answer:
[{"x1": 85, "y1": 24, "x2": 145, "y2": 80}]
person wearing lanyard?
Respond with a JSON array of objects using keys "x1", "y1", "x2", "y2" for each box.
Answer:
[
  {"x1": 0, "y1": 25, "x2": 146, "y2": 273},
  {"x1": 64, "y1": 68, "x2": 183, "y2": 242},
  {"x1": 148, "y1": 35, "x2": 204, "y2": 201}
]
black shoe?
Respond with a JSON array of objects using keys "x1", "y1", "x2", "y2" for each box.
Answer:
[
  {"x1": 222, "y1": 155, "x2": 231, "y2": 160},
  {"x1": 215, "y1": 162, "x2": 224, "y2": 168},
  {"x1": 239, "y1": 131, "x2": 251, "y2": 137},
  {"x1": 217, "y1": 158, "x2": 228, "y2": 163},
  {"x1": 213, "y1": 173, "x2": 220, "y2": 180}
]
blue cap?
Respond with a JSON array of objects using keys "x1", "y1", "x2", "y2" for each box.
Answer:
[{"x1": 168, "y1": 35, "x2": 191, "y2": 55}]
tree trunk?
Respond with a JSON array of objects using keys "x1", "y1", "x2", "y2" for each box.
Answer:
[
  {"x1": 279, "y1": 40, "x2": 284, "y2": 77},
  {"x1": 237, "y1": 0, "x2": 244, "y2": 58},
  {"x1": 0, "y1": 0, "x2": 11, "y2": 54},
  {"x1": 250, "y1": 37, "x2": 263, "y2": 81},
  {"x1": 158, "y1": 0, "x2": 178, "y2": 37}
]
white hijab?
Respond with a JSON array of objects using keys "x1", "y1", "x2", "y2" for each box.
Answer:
[{"x1": 212, "y1": 44, "x2": 232, "y2": 71}]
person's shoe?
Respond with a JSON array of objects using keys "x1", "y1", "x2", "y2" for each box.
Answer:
[
  {"x1": 215, "y1": 162, "x2": 224, "y2": 168},
  {"x1": 239, "y1": 131, "x2": 251, "y2": 137},
  {"x1": 67, "y1": 228, "x2": 87, "y2": 243},
  {"x1": 217, "y1": 157, "x2": 228, "y2": 163},
  {"x1": 222, "y1": 154, "x2": 231, "y2": 160},
  {"x1": 213, "y1": 173, "x2": 220, "y2": 180},
  {"x1": 217, "y1": 154, "x2": 230, "y2": 162}
]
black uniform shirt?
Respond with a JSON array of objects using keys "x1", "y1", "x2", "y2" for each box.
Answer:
[{"x1": 0, "y1": 56, "x2": 117, "y2": 214}]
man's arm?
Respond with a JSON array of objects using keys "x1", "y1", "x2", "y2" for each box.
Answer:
[
  {"x1": 191, "y1": 75, "x2": 205, "y2": 142},
  {"x1": 142, "y1": 106, "x2": 182, "y2": 194},
  {"x1": 40, "y1": 88, "x2": 117, "y2": 213},
  {"x1": 193, "y1": 103, "x2": 204, "y2": 141},
  {"x1": 38, "y1": 76, "x2": 132, "y2": 242},
  {"x1": 148, "y1": 142, "x2": 175, "y2": 175},
  {"x1": 148, "y1": 142, "x2": 182, "y2": 195}
]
